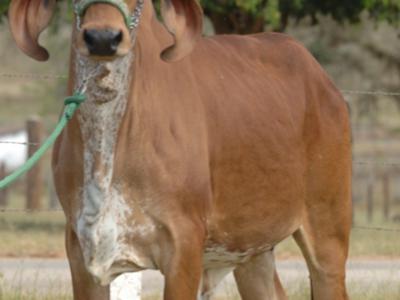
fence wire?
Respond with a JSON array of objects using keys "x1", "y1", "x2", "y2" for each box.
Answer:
[
  {"x1": 0, "y1": 207, "x2": 399, "y2": 232},
  {"x1": 0, "y1": 143, "x2": 398, "y2": 167},
  {"x1": 0, "y1": 73, "x2": 67, "y2": 80},
  {"x1": 354, "y1": 160, "x2": 400, "y2": 167},
  {"x1": 352, "y1": 225, "x2": 400, "y2": 233},
  {"x1": 0, "y1": 208, "x2": 63, "y2": 213},
  {"x1": 341, "y1": 89, "x2": 400, "y2": 97},
  {"x1": 0, "y1": 141, "x2": 39, "y2": 146},
  {"x1": 1, "y1": 72, "x2": 400, "y2": 97}
]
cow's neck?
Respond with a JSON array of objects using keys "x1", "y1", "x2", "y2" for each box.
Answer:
[
  {"x1": 74, "y1": 50, "x2": 134, "y2": 224},
  {"x1": 67, "y1": 3, "x2": 174, "y2": 276},
  {"x1": 71, "y1": 3, "x2": 166, "y2": 225}
]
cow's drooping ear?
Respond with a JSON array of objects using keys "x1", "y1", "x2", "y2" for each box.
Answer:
[
  {"x1": 8, "y1": 0, "x2": 56, "y2": 61},
  {"x1": 160, "y1": 0, "x2": 203, "y2": 62}
]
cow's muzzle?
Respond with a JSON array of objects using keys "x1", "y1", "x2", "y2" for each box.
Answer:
[
  {"x1": 84, "y1": 29, "x2": 123, "y2": 57},
  {"x1": 74, "y1": 0, "x2": 144, "y2": 60}
]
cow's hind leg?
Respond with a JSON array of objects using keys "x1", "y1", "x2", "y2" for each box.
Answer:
[
  {"x1": 234, "y1": 251, "x2": 287, "y2": 300},
  {"x1": 66, "y1": 226, "x2": 110, "y2": 300},
  {"x1": 293, "y1": 200, "x2": 351, "y2": 300}
]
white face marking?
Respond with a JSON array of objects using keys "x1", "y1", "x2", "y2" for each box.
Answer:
[
  {"x1": 75, "y1": 51, "x2": 133, "y2": 283},
  {"x1": 74, "y1": 27, "x2": 156, "y2": 284}
]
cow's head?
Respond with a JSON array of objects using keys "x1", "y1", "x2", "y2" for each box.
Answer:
[{"x1": 8, "y1": 0, "x2": 203, "y2": 62}]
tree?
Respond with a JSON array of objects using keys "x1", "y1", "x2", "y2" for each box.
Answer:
[
  {"x1": 201, "y1": 0, "x2": 400, "y2": 34},
  {"x1": 0, "y1": 1, "x2": 9, "y2": 19},
  {"x1": 1, "y1": 0, "x2": 399, "y2": 34}
]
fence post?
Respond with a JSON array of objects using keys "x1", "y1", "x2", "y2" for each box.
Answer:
[
  {"x1": 48, "y1": 174, "x2": 60, "y2": 209},
  {"x1": 351, "y1": 188, "x2": 355, "y2": 225},
  {"x1": 367, "y1": 180, "x2": 374, "y2": 223},
  {"x1": 0, "y1": 163, "x2": 8, "y2": 207},
  {"x1": 26, "y1": 117, "x2": 44, "y2": 211},
  {"x1": 382, "y1": 172, "x2": 390, "y2": 221},
  {"x1": 111, "y1": 273, "x2": 142, "y2": 300}
]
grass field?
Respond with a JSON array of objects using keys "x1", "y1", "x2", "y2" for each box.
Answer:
[{"x1": 0, "y1": 211, "x2": 65, "y2": 258}]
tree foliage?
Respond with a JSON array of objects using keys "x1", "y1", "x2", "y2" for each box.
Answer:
[
  {"x1": 0, "y1": 1, "x2": 9, "y2": 18},
  {"x1": 1, "y1": 0, "x2": 399, "y2": 33},
  {"x1": 201, "y1": 0, "x2": 400, "y2": 33}
]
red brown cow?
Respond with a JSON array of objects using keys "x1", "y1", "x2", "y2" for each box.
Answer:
[{"x1": 8, "y1": 0, "x2": 352, "y2": 299}]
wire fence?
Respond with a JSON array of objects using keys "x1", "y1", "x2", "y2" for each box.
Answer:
[
  {"x1": 352, "y1": 225, "x2": 400, "y2": 233},
  {"x1": 0, "y1": 141, "x2": 39, "y2": 146},
  {"x1": 0, "y1": 145, "x2": 398, "y2": 167},
  {"x1": 1, "y1": 72, "x2": 400, "y2": 96},
  {"x1": 0, "y1": 73, "x2": 67, "y2": 80},
  {"x1": 0, "y1": 208, "x2": 63, "y2": 213},
  {"x1": 0, "y1": 138, "x2": 399, "y2": 166},
  {"x1": 341, "y1": 89, "x2": 400, "y2": 97},
  {"x1": 0, "y1": 208, "x2": 399, "y2": 233}
]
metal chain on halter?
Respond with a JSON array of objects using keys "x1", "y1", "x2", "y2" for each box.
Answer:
[
  {"x1": 130, "y1": 0, "x2": 144, "y2": 29},
  {"x1": 74, "y1": 0, "x2": 145, "y2": 30}
]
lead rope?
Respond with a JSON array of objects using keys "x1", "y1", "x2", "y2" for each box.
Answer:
[{"x1": 0, "y1": 92, "x2": 87, "y2": 190}]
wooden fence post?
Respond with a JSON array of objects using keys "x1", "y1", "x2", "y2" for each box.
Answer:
[
  {"x1": 48, "y1": 174, "x2": 60, "y2": 209},
  {"x1": 26, "y1": 117, "x2": 44, "y2": 211},
  {"x1": 0, "y1": 163, "x2": 8, "y2": 207},
  {"x1": 351, "y1": 188, "x2": 355, "y2": 225},
  {"x1": 382, "y1": 172, "x2": 390, "y2": 221},
  {"x1": 367, "y1": 180, "x2": 374, "y2": 223}
]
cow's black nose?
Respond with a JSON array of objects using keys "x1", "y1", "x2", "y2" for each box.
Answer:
[{"x1": 83, "y1": 29, "x2": 123, "y2": 56}]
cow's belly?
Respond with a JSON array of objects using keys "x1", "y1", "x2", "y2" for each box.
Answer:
[
  {"x1": 202, "y1": 211, "x2": 300, "y2": 271},
  {"x1": 207, "y1": 150, "x2": 306, "y2": 251},
  {"x1": 205, "y1": 190, "x2": 304, "y2": 256}
]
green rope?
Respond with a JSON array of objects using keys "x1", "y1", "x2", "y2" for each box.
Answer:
[{"x1": 0, "y1": 92, "x2": 86, "y2": 190}]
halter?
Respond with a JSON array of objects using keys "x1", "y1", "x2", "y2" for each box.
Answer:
[{"x1": 75, "y1": 0, "x2": 144, "y2": 30}]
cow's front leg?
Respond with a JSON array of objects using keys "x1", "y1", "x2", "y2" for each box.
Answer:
[
  {"x1": 66, "y1": 225, "x2": 110, "y2": 300},
  {"x1": 162, "y1": 218, "x2": 205, "y2": 300}
]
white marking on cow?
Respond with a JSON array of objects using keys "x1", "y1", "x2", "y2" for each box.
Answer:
[
  {"x1": 73, "y1": 31, "x2": 156, "y2": 288},
  {"x1": 203, "y1": 244, "x2": 273, "y2": 269}
]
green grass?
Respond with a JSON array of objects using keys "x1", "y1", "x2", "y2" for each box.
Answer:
[
  {"x1": 275, "y1": 224, "x2": 400, "y2": 260},
  {"x1": 275, "y1": 202, "x2": 400, "y2": 259},
  {"x1": 0, "y1": 290, "x2": 71, "y2": 300},
  {"x1": 0, "y1": 191, "x2": 65, "y2": 257},
  {"x1": 0, "y1": 210, "x2": 65, "y2": 257}
]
